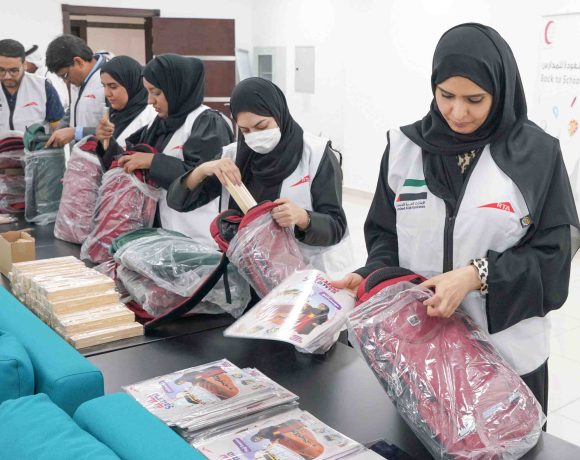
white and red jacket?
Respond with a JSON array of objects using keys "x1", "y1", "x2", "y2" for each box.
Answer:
[{"x1": 387, "y1": 128, "x2": 549, "y2": 375}]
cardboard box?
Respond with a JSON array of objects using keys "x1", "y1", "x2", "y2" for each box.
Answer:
[{"x1": 0, "y1": 231, "x2": 35, "y2": 277}]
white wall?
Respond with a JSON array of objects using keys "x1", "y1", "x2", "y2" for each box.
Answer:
[
  {"x1": 2, "y1": 0, "x2": 254, "y2": 64},
  {"x1": 252, "y1": 0, "x2": 580, "y2": 192},
  {"x1": 5, "y1": 0, "x2": 580, "y2": 192}
]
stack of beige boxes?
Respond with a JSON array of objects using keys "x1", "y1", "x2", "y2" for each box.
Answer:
[{"x1": 10, "y1": 256, "x2": 143, "y2": 349}]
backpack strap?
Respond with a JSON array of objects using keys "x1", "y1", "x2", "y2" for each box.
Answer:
[
  {"x1": 210, "y1": 209, "x2": 243, "y2": 253},
  {"x1": 210, "y1": 201, "x2": 276, "y2": 253},
  {"x1": 143, "y1": 254, "x2": 230, "y2": 330},
  {"x1": 356, "y1": 267, "x2": 425, "y2": 306}
]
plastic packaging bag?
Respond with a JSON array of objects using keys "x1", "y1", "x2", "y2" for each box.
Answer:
[
  {"x1": 114, "y1": 232, "x2": 250, "y2": 318},
  {"x1": 123, "y1": 360, "x2": 296, "y2": 431},
  {"x1": 0, "y1": 132, "x2": 26, "y2": 213},
  {"x1": 0, "y1": 131, "x2": 25, "y2": 169},
  {"x1": 54, "y1": 138, "x2": 103, "y2": 243},
  {"x1": 0, "y1": 150, "x2": 24, "y2": 169},
  {"x1": 114, "y1": 233, "x2": 222, "y2": 297},
  {"x1": 225, "y1": 270, "x2": 355, "y2": 353},
  {"x1": 347, "y1": 282, "x2": 544, "y2": 460},
  {"x1": 0, "y1": 174, "x2": 25, "y2": 213},
  {"x1": 24, "y1": 147, "x2": 65, "y2": 225},
  {"x1": 80, "y1": 168, "x2": 160, "y2": 263},
  {"x1": 192, "y1": 407, "x2": 364, "y2": 460},
  {"x1": 117, "y1": 265, "x2": 243, "y2": 317},
  {"x1": 224, "y1": 203, "x2": 307, "y2": 297}
]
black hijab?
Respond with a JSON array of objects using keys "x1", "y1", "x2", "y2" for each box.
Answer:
[
  {"x1": 230, "y1": 77, "x2": 304, "y2": 202},
  {"x1": 402, "y1": 23, "x2": 526, "y2": 155},
  {"x1": 142, "y1": 54, "x2": 205, "y2": 148},
  {"x1": 100, "y1": 56, "x2": 148, "y2": 138},
  {"x1": 403, "y1": 23, "x2": 579, "y2": 241}
]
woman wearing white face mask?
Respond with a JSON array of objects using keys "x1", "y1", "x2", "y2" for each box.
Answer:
[{"x1": 168, "y1": 77, "x2": 352, "y2": 278}]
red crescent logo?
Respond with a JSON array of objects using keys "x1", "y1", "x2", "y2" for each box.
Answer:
[{"x1": 544, "y1": 20, "x2": 554, "y2": 45}]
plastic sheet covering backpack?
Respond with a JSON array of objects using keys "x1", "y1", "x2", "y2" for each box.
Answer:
[
  {"x1": 0, "y1": 131, "x2": 25, "y2": 168},
  {"x1": 113, "y1": 229, "x2": 250, "y2": 319},
  {"x1": 23, "y1": 124, "x2": 65, "y2": 225},
  {"x1": 54, "y1": 136, "x2": 103, "y2": 243},
  {"x1": 347, "y1": 267, "x2": 544, "y2": 460},
  {"x1": 80, "y1": 146, "x2": 161, "y2": 263},
  {"x1": 117, "y1": 265, "x2": 247, "y2": 319},
  {"x1": 0, "y1": 173, "x2": 25, "y2": 213},
  {"x1": 211, "y1": 202, "x2": 307, "y2": 298},
  {"x1": 0, "y1": 131, "x2": 25, "y2": 213}
]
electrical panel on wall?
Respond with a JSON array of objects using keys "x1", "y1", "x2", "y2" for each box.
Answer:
[
  {"x1": 253, "y1": 47, "x2": 286, "y2": 92},
  {"x1": 295, "y1": 46, "x2": 315, "y2": 93}
]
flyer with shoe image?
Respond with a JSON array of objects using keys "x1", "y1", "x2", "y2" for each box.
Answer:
[{"x1": 224, "y1": 270, "x2": 355, "y2": 353}]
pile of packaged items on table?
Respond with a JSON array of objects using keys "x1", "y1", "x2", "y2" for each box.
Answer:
[
  {"x1": 110, "y1": 228, "x2": 251, "y2": 320},
  {"x1": 23, "y1": 123, "x2": 65, "y2": 225},
  {"x1": 10, "y1": 256, "x2": 143, "y2": 349},
  {"x1": 0, "y1": 131, "x2": 26, "y2": 213},
  {"x1": 125, "y1": 359, "x2": 371, "y2": 460}
]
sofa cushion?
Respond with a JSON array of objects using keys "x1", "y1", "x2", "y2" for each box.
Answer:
[
  {"x1": 0, "y1": 329, "x2": 34, "y2": 403},
  {"x1": 0, "y1": 287, "x2": 103, "y2": 415},
  {"x1": 0, "y1": 393, "x2": 120, "y2": 460},
  {"x1": 74, "y1": 393, "x2": 205, "y2": 460}
]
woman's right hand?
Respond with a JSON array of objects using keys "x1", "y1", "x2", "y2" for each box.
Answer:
[
  {"x1": 331, "y1": 273, "x2": 363, "y2": 294},
  {"x1": 197, "y1": 158, "x2": 242, "y2": 186},
  {"x1": 96, "y1": 118, "x2": 115, "y2": 143}
]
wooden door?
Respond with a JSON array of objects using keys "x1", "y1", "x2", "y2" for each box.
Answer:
[{"x1": 151, "y1": 18, "x2": 235, "y2": 118}]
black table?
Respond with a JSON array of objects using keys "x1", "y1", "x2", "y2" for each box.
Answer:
[
  {"x1": 5, "y1": 218, "x2": 580, "y2": 459},
  {"x1": 88, "y1": 327, "x2": 580, "y2": 460},
  {"x1": 0, "y1": 218, "x2": 234, "y2": 357}
]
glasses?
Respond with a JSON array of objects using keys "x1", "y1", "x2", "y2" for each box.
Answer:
[
  {"x1": 0, "y1": 67, "x2": 22, "y2": 77},
  {"x1": 58, "y1": 65, "x2": 73, "y2": 82}
]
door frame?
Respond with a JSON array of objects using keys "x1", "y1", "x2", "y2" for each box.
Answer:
[{"x1": 61, "y1": 4, "x2": 160, "y2": 62}]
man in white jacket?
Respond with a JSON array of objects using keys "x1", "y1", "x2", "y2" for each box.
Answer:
[
  {"x1": 45, "y1": 35, "x2": 110, "y2": 147},
  {"x1": 0, "y1": 39, "x2": 64, "y2": 133}
]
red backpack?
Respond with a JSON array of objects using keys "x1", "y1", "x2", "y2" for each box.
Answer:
[
  {"x1": 80, "y1": 145, "x2": 160, "y2": 263},
  {"x1": 54, "y1": 137, "x2": 103, "y2": 243},
  {"x1": 210, "y1": 201, "x2": 306, "y2": 297},
  {"x1": 349, "y1": 268, "x2": 543, "y2": 460}
]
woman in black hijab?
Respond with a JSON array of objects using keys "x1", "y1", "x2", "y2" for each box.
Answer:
[
  {"x1": 96, "y1": 54, "x2": 233, "y2": 244},
  {"x1": 167, "y1": 77, "x2": 348, "y2": 261},
  {"x1": 97, "y1": 56, "x2": 155, "y2": 146},
  {"x1": 335, "y1": 23, "x2": 579, "y2": 416}
]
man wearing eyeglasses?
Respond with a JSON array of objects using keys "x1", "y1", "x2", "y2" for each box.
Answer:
[
  {"x1": 0, "y1": 39, "x2": 64, "y2": 133},
  {"x1": 45, "y1": 34, "x2": 110, "y2": 148}
]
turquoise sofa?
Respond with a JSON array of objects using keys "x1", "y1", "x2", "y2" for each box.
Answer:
[
  {"x1": 0, "y1": 286, "x2": 103, "y2": 415},
  {"x1": 0, "y1": 392, "x2": 206, "y2": 460}
]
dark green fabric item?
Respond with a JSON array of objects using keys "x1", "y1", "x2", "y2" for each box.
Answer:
[
  {"x1": 110, "y1": 228, "x2": 186, "y2": 255},
  {"x1": 114, "y1": 233, "x2": 222, "y2": 285},
  {"x1": 23, "y1": 123, "x2": 51, "y2": 152}
]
